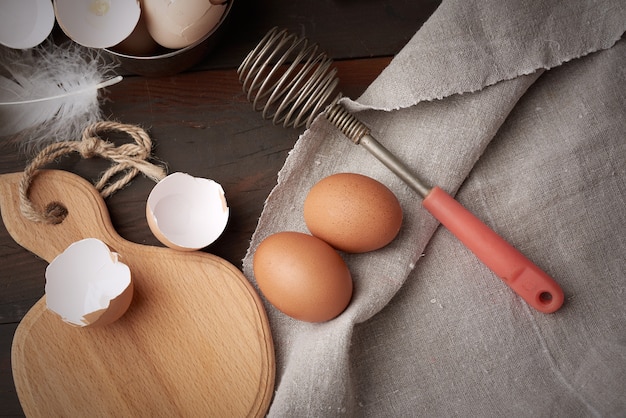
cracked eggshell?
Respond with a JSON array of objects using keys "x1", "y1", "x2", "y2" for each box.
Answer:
[
  {"x1": 45, "y1": 238, "x2": 133, "y2": 327},
  {"x1": 54, "y1": 0, "x2": 141, "y2": 48},
  {"x1": 0, "y1": 0, "x2": 55, "y2": 49},
  {"x1": 146, "y1": 172, "x2": 229, "y2": 251},
  {"x1": 142, "y1": 0, "x2": 227, "y2": 49}
]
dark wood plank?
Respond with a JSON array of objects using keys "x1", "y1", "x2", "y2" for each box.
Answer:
[
  {"x1": 193, "y1": 0, "x2": 441, "y2": 70},
  {"x1": 0, "y1": 323, "x2": 22, "y2": 417}
]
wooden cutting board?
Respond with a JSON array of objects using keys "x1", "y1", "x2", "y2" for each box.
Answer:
[{"x1": 0, "y1": 170, "x2": 275, "y2": 417}]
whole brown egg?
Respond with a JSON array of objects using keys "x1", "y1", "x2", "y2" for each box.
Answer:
[
  {"x1": 253, "y1": 231, "x2": 353, "y2": 322},
  {"x1": 304, "y1": 173, "x2": 403, "y2": 253}
]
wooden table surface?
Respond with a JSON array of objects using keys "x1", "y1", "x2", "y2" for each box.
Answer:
[{"x1": 0, "y1": 0, "x2": 440, "y2": 415}]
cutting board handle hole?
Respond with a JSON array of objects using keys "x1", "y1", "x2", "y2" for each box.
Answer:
[{"x1": 43, "y1": 202, "x2": 68, "y2": 225}]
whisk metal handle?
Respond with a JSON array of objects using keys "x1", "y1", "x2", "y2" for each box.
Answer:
[{"x1": 326, "y1": 103, "x2": 431, "y2": 197}]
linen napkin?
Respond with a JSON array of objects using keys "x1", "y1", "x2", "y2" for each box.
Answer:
[{"x1": 242, "y1": 0, "x2": 626, "y2": 416}]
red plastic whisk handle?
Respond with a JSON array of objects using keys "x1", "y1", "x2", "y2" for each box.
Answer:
[{"x1": 422, "y1": 186, "x2": 564, "y2": 313}]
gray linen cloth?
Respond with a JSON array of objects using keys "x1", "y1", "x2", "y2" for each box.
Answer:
[{"x1": 242, "y1": 0, "x2": 626, "y2": 416}]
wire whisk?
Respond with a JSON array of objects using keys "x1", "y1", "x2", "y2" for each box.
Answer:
[
  {"x1": 237, "y1": 27, "x2": 341, "y2": 129},
  {"x1": 238, "y1": 28, "x2": 564, "y2": 314}
]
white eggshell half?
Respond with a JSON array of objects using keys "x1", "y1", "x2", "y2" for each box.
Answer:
[
  {"x1": 0, "y1": 0, "x2": 55, "y2": 49},
  {"x1": 45, "y1": 238, "x2": 133, "y2": 327},
  {"x1": 147, "y1": 172, "x2": 229, "y2": 251},
  {"x1": 54, "y1": 0, "x2": 141, "y2": 48},
  {"x1": 142, "y1": 0, "x2": 226, "y2": 49}
]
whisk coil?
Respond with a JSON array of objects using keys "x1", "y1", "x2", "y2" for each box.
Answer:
[
  {"x1": 325, "y1": 103, "x2": 370, "y2": 144},
  {"x1": 238, "y1": 27, "x2": 342, "y2": 129}
]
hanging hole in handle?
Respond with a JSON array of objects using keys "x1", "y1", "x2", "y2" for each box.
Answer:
[
  {"x1": 44, "y1": 202, "x2": 68, "y2": 225},
  {"x1": 538, "y1": 291, "x2": 553, "y2": 305}
]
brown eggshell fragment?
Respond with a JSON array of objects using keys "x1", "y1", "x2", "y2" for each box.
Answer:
[
  {"x1": 45, "y1": 238, "x2": 133, "y2": 327},
  {"x1": 253, "y1": 231, "x2": 353, "y2": 323},
  {"x1": 142, "y1": 0, "x2": 227, "y2": 49},
  {"x1": 146, "y1": 172, "x2": 229, "y2": 251},
  {"x1": 304, "y1": 173, "x2": 403, "y2": 253}
]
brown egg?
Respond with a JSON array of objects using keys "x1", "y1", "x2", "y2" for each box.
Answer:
[
  {"x1": 253, "y1": 231, "x2": 353, "y2": 322},
  {"x1": 304, "y1": 173, "x2": 403, "y2": 253}
]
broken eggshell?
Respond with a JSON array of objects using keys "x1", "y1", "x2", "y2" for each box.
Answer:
[
  {"x1": 146, "y1": 172, "x2": 229, "y2": 251},
  {"x1": 0, "y1": 0, "x2": 55, "y2": 49},
  {"x1": 54, "y1": 0, "x2": 141, "y2": 48},
  {"x1": 45, "y1": 238, "x2": 133, "y2": 327},
  {"x1": 142, "y1": 0, "x2": 227, "y2": 49}
]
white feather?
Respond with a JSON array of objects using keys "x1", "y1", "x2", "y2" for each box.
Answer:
[{"x1": 0, "y1": 42, "x2": 122, "y2": 153}]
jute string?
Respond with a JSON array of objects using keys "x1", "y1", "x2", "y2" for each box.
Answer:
[{"x1": 19, "y1": 121, "x2": 167, "y2": 224}]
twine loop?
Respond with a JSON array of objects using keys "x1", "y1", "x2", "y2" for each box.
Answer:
[
  {"x1": 19, "y1": 121, "x2": 167, "y2": 224},
  {"x1": 78, "y1": 134, "x2": 113, "y2": 159}
]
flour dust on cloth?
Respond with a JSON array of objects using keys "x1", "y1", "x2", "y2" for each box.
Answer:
[{"x1": 242, "y1": 0, "x2": 626, "y2": 416}]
